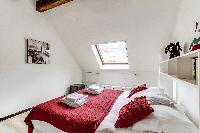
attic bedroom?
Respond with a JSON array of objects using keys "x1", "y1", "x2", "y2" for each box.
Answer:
[{"x1": 0, "y1": 0, "x2": 200, "y2": 133}]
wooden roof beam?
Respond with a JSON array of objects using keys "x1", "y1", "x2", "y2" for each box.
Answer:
[{"x1": 36, "y1": 0, "x2": 73, "y2": 12}]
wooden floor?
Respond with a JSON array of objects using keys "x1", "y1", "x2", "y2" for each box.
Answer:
[{"x1": 0, "y1": 111, "x2": 41, "y2": 133}]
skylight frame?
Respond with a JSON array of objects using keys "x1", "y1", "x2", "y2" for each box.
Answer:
[{"x1": 91, "y1": 41, "x2": 129, "y2": 70}]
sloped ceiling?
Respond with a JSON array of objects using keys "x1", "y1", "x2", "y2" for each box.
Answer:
[{"x1": 43, "y1": 0, "x2": 180, "y2": 71}]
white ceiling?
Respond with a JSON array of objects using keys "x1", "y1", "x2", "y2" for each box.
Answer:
[{"x1": 43, "y1": 0, "x2": 180, "y2": 71}]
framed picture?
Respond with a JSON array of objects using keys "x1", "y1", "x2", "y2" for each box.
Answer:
[{"x1": 27, "y1": 39, "x2": 50, "y2": 64}]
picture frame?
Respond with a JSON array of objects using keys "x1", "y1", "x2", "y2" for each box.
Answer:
[{"x1": 27, "y1": 39, "x2": 50, "y2": 64}]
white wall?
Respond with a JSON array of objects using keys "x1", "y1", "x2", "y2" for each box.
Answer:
[
  {"x1": 83, "y1": 70, "x2": 157, "y2": 87},
  {"x1": 83, "y1": 70, "x2": 135, "y2": 86},
  {"x1": 0, "y1": 1, "x2": 82, "y2": 117},
  {"x1": 43, "y1": 0, "x2": 180, "y2": 87},
  {"x1": 172, "y1": 0, "x2": 200, "y2": 43}
]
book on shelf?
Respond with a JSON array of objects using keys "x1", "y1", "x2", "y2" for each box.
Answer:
[{"x1": 192, "y1": 58, "x2": 198, "y2": 83}]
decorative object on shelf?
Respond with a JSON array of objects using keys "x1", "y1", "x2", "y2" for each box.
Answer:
[
  {"x1": 192, "y1": 58, "x2": 197, "y2": 81},
  {"x1": 165, "y1": 42, "x2": 182, "y2": 59},
  {"x1": 36, "y1": 0, "x2": 73, "y2": 12},
  {"x1": 195, "y1": 22, "x2": 200, "y2": 32},
  {"x1": 189, "y1": 37, "x2": 200, "y2": 51},
  {"x1": 27, "y1": 39, "x2": 50, "y2": 64},
  {"x1": 183, "y1": 42, "x2": 190, "y2": 54}
]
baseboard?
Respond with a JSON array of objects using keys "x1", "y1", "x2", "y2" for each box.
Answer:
[{"x1": 0, "y1": 108, "x2": 32, "y2": 122}]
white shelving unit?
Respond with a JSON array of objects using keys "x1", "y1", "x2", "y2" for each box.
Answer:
[
  {"x1": 159, "y1": 50, "x2": 200, "y2": 87},
  {"x1": 159, "y1": 50, "x2": 200, "y2": 129},
  {"x1": 160, "y1": 72, "x2": 198, "y2": 88}
]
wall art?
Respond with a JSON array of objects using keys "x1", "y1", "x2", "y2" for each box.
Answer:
[{"x1": 27, "y1": 39, "x2": 50, "y2": 64}]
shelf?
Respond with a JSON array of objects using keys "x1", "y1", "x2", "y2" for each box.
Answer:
[
  {"x1": 160, "y1": 49, "x2": 200, "y2": 64},
  {"x1": 160, "y1": 72, "x2": 198, "y2": 87}
]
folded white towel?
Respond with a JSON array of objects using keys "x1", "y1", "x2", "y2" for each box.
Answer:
[
  {"x1": 66, "y1": 92, "x2": 85, "y2": 103},
  {"x1": 60, "y1": 95, "x2": 88, "y2": 108},
  {"x1": 87, "y1": 87, "x2": 104, "y2": 94},
  {"x1": 88, "y1": 85, "x2": 101, "y2": 91}
]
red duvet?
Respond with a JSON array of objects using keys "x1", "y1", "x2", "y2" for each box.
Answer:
[{"x1": 25, "y1": 89, "x2": 122, "y2": 133}]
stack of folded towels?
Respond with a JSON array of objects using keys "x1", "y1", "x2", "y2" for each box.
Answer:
[
  {"x1": 87, "y1": 84, "x2": 104, "y2": 94},
  {"x1": 60, "y1": 92, "x2": 88, "y2": 108}
]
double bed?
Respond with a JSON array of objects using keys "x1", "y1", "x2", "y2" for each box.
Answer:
[{"x1": 25, "y1": 87, "x2": 199, "y2": 133}]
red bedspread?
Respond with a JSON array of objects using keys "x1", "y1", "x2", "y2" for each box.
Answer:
[{"x1": 24, "y1": 89, "x2": 122, "y2": 133}]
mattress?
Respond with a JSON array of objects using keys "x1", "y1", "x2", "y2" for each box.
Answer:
[{"x1": 31, "y1": 91, "x2": 199, "y2": 133}]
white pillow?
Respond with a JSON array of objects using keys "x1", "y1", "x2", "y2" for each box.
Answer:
[
  {"x1": 130, "y1": 87, "x2": 175, "y2": 107},
  {"x1": 131, "y1": 105, "x2": 199, "y2": 133},
  {"x1": 147, "y1": 95, "x2": 174, "y2": 107},
  {"x1": 148, "y1": 87, "x2": 165, "y2": 94},
  {"x1": 130, "y1": 87, "x2": 165, "y2": 99}
]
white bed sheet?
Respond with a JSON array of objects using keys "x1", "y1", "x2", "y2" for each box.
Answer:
[{"x1": 32, "y1": 91, "x2": 198, "y2": 133}]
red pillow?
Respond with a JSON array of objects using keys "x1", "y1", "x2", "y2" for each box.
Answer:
[
  {"x1": 128, "y1": 84, "x2": 147, "y2": 98},
  {"x1": 115, "y1": 96, "x2": 154, "y2": 128}
]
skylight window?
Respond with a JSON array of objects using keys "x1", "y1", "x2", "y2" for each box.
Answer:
[{"x1": 92, "y1": 41, "x2": 129, "y2": 69}]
